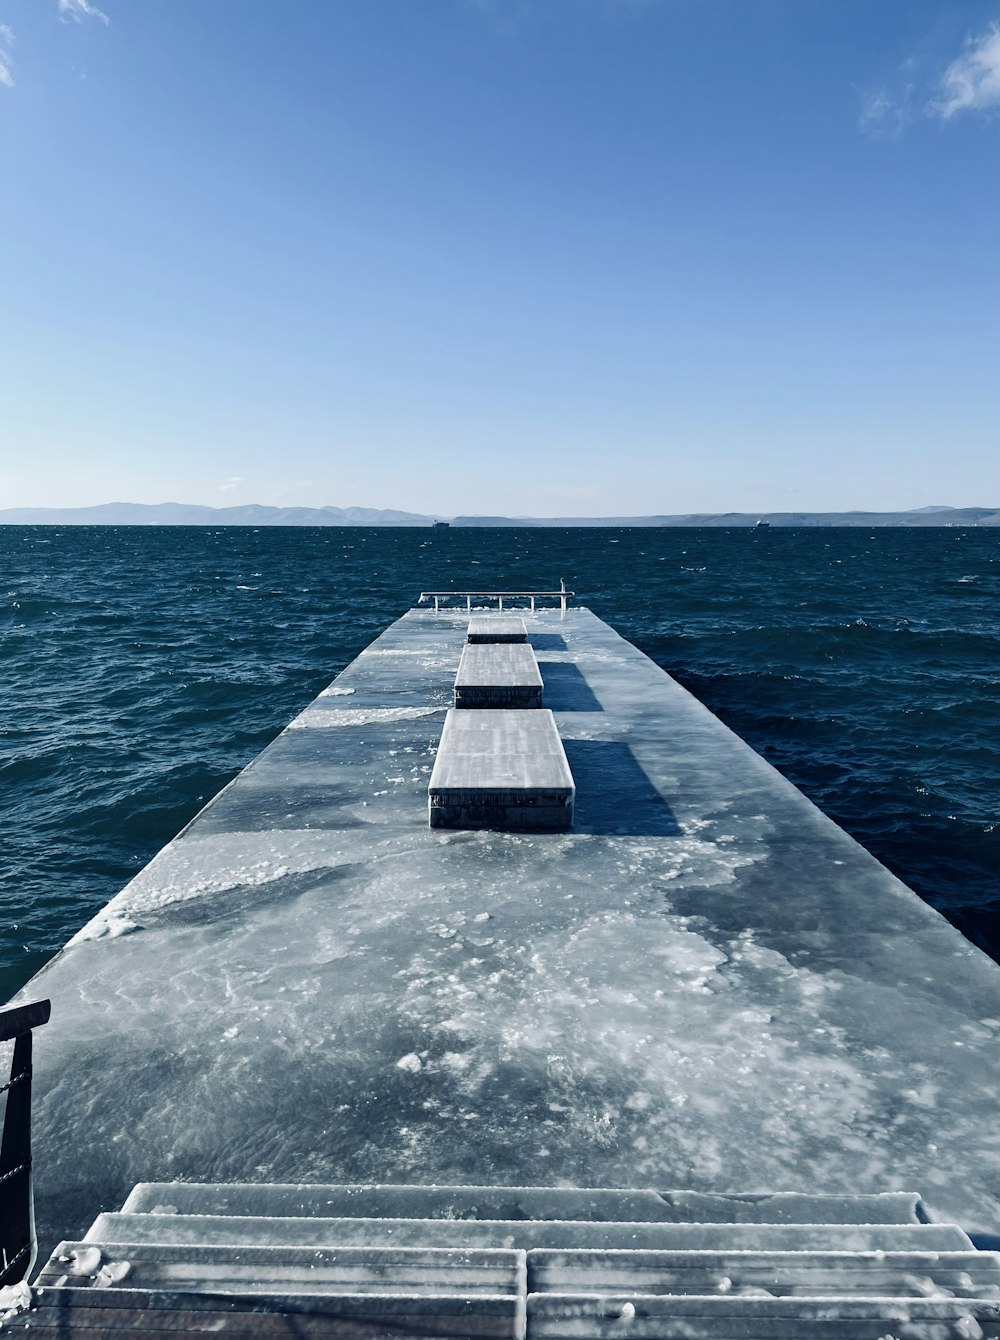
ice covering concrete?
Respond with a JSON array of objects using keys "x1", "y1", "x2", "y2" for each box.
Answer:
[
  {"x1": 467, "y1": 617, "x2": 527, "y2": 643},
  {"x1": 81, "y1": 1212, "x2": 972, "y2": 1253},
  {"x1": 428, "y1": 710, "x2": 574, "y2": 831},
  {"x1": 14, "y1": 608, "x2": 1000, "y2": 1249},
  {"x1": 119, "y1": 1183, "x2": 928, "y2": 1224},
  {"x1": 454, "y1": 644, "x2": 544, "y2": 709},
  {"x1": 41, "y1": 1238, "x2": 1000, "y2": 1303}
]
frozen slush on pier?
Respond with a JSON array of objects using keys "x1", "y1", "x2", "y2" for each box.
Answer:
[
  {"x1": 455, "y1": 642, "x2": 544, "y2": 709},
  {"x1": 11, "y1": 603, "x2": 1000, "y2": 1321},
  {"x1": 466, "y1": 616, "x2": 528, "y2": 643},
  {"x1": 428, "y1": 707, "x2": 574, "y2": 830}
]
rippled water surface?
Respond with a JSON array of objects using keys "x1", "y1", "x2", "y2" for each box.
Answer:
[{"x1": 2, "y1": 524, "x2": 997, "y2": 1000}]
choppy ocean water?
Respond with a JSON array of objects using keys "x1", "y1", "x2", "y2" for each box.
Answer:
[{"x1": 1, "y1": 524, "x2": 997, "y2": 1001}]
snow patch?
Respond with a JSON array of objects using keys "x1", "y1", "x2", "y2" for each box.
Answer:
[
  {"x1": 0, "y1": 1282, "x2": 32, "y2": 1321},
  {"x1": 289, "y1": 706, "x2": 444, "y2": 729},
  {"x1": 69, "y1": 911, "x2": 141, "y2": 945},
  {"x1": 68, "y1": 829, "x2": 350, "y2": 929}
]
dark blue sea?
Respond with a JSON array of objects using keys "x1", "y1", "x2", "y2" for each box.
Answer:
[{"x1": 2, "y1": 525, "x2": 997, "y2": 1001}]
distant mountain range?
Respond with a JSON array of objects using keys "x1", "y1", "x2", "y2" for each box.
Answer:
[
  {"x1": 450, "y1": 506, "x2": 999, "y2": 527},
  {"x1": 0, "y1": 502, "x2": 996, "y2": 527},
  {"x1": 0, "y1": 502, "x2": 438, "y2": 527}
]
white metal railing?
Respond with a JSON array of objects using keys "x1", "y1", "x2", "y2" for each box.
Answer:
[{"x1": 418, "y1": 582, "x2": 573, "y2": 614}]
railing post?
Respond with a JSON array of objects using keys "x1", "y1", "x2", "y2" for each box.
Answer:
[
  {"x1": 498, "y1": 596, "x2": 504, "y2": 611},
  {"x1": 434, "y1": 596, "x2": 440, "y2": 612},
  {"x1": 559, "y1": 579, "x2": 567, "y2": 616},
  {"x1": 530, "y1": 596, "x2": 536, "y2": 613},
  {"x1": 466, "y1": 596, "x2": 471, "y2": 612},
  {"x1": 1, "y1": 999, "x2": 51, "y2": 1289}
]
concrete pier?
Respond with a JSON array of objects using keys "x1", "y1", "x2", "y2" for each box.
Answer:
[
  {"x1": 454, "y1": 644, "x2": 545, "y2": 709},
  {"x1": 12, "y1": 607, "x2": 1000, "y2": 1251}
]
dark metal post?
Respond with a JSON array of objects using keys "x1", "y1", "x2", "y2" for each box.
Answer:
[{"x1": 0, "y1": 999, "x2": 51, "y2": 1287}]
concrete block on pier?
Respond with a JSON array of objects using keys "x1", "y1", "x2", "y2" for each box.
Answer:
[
  {"x1": 428, "y1": 709, "x2": 574, "y2": 830},
  {"x1": 467, "y1": 616, "x2": 527, "y2": 643},
  {"x1": 455, "y1": 643, "x2": 543, "y2": 709}
]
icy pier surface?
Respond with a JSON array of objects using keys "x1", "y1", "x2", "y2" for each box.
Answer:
[
  {"x1": 454, "y1": 643, "x2": 544, "y2": 708},
  {"x1": 17, "y1": 608, "x2": 999, "y2": 1246}
]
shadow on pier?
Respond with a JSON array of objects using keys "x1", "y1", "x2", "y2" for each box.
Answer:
[
  {"x1": 563, "y1": 739, "x2": 681, "y2": 837},
  {"x1": 539, "y1": 662, "x2": 602, "y2": 711}
]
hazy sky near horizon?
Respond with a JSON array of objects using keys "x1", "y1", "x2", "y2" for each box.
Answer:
[{"x1": 1, "y1": 0, "x2": 997, "y2": 517}]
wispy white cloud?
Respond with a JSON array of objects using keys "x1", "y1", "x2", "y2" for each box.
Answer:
[
  {"x1": 859, "y1": 22, "x2": 1000, "y2": 137},
  {"x1": 1, "y1": 3, "x2": 112, "y2": 92},
  {"x1": 58, "y1": 0, "x2": 110, "y2": 26},
  {"x1": 858, "y1": 84, "x2": 915, "y2": 139},
  {"x1": 932, "y1": 22, "x2": 1000, "y2": 119},
  {"x1": 0, "y1": 25, "x2": 15, "y2": 89}
]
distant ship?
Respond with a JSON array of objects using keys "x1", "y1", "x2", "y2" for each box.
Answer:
[
  {"x1": 754, "y1": 519, "x2": 771, "y2": 529},
  {"x1": 433, "y1": 520, "x2": 451, "y2": 528}
]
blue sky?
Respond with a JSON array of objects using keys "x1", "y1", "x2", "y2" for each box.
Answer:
[{"x1": 1, "y1": 0, "x2": 997, "y2": 516}]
